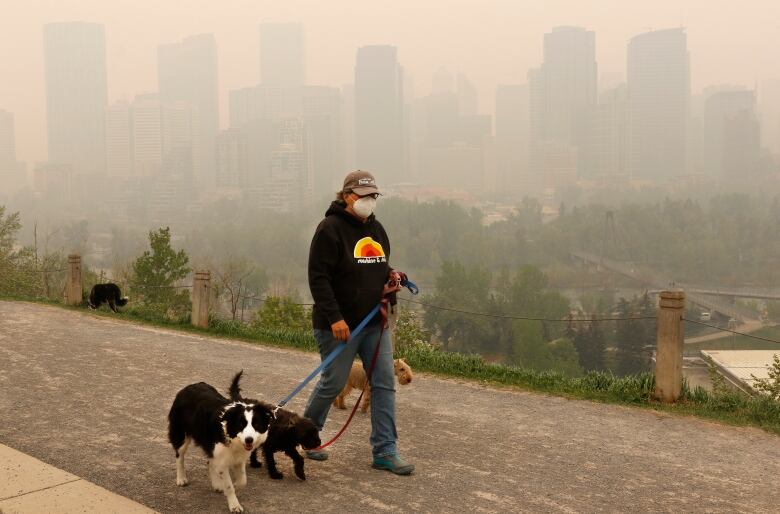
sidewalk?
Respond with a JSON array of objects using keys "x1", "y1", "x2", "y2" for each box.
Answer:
[{"x1": 0, "y1": 444, "x2": 156, "y2": 514}]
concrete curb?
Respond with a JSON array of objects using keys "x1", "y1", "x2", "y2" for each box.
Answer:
[{"x1": 0, "y1": 444, "x2": 157, "y2": 514}]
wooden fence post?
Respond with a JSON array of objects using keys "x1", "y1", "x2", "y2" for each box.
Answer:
[
  {"x1": 66, "y1": 254, "x2": 82, "y2": 305},
  {"x1": 191, "y1": 270, "x2": 211, "y2": 329},
  {"x1": 654, "y1": 290, "x2": 685, "y2": 402}
]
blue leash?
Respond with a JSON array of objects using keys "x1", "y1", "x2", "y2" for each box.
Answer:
[{"x1": 275, "y1": 277, "x2": 419, "y2": 409}]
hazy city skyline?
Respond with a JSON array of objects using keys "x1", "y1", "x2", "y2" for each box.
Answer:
[{"x1": 2, "y1": 0, "x2": 779, "y2": 164}]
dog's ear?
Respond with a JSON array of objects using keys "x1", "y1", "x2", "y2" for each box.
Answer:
[{"x1": 401, "y1": 358, "x2": 408, "y2": 365}]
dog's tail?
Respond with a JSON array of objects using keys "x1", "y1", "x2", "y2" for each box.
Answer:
[{"x1": 228, "y1": 370, "x2": 244, "y2": 401}]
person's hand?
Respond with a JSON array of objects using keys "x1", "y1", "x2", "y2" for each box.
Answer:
[
  {"x1": 382, "y1": 281, "x2": 402, "y2": 297},
  {"x1": 331, "y1": 320, "x2": 351, "y2": 341}
]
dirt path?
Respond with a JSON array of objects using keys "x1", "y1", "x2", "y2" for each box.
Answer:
[{"x1": 1, "y1": 301, "x2": 778, "y2": 513}]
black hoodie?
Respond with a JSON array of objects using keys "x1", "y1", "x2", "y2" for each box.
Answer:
[{"x1": 308, "y1": 201, "x2": 391, "y2": 330}]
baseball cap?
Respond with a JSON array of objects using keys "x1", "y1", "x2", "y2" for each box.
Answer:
[{"x1": 342, "y1": 170, "x2": 381, "y2": 196}]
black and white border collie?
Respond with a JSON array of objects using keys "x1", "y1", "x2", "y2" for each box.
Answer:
[
  {"x1": 168, "y1": 372, "x2": 272, "y2": 513},
  {"x1": 88, "y1": 283, "x2": 128, "y2": 312}
]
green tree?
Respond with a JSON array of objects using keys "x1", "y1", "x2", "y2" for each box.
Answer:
[
  {"x1": 394, "y1": 307, "x2": 432, "y2": 353},
  {"x1": 750, "y1": 354, "x2": 780, "y2": 400},
  {"x1": 574, "y1": 320, "x2": 606, "y2": 372},
  {"x1": 613, "y1": 297, "x2": 650, "y2": 376},
  {"x1": 251, "y1": 295, "x2": 310, "y2": 332},
  {"x1": 131, "y1": 227, "x2": 191, "y2": 311}
]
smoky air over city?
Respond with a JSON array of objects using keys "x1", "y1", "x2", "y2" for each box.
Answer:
[{"x1": 1, "y1": 2, "x2": 779, "y2": 513}]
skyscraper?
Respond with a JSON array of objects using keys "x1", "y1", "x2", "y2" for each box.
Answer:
[
  {"x1": 354, "y1": 45, "x2": 405, "y2": 183},
  {"x1": 43, "y1": 22, "x2": 107, "y2": 175},
  {"x1": 0, "y1": 109, "x2": 16, "y2": 173},
  {"x1": 589, "y1": 85, "x2": 630, "y2": 180},
  {"x1": 703, "y1": 88, "x2": 760, "y2": 179},
  {"x1": 158, "y1": 34, "x2": 218, "y2": 189},
  {"x1": 529, "y1": 27, "x2": 597, "y2": 184},
  {"x1": 105, "y1": 101, "x2": 132, "y2": 177},
  {"x1": 130, "y1": 94, "x2": 163, "y2": 177},
  {"x1": 260, "y1": 23, "x2": 305, "y2": 87},
  {"x1": 627, "y1": 28, "x2": 690, "y2": 181},
  {"x1": 495, "y1": 84, "x2": 529, "y2": 192}
]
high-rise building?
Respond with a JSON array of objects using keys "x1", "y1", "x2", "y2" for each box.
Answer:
[
  {"x1": 162, "y1": 101, "x2": 199, "y2": 178},
  {"x1": 354, "y1": 45, "x2": 405, "y2": 183},
  {"x1": 457, "y1": 73, "x2": 478, "y2": 117},
  {"x1": 260, "y1": 23, "x2": 305, "y2": 87},
  {"x1": 0, "y1": 109, "x2": 26, "y2": 195},
  {"x1": 0, "y1": 109, "x2": 17, "y2": 173},
  {"x1": 528, "y1": 27, "x2": 597, "y2": 186},
  {"x1": 627, "y1": 28, "x2": 690, "y2": 181},
  {"x1": 130, "y1": 94, "x2": 163, "y2": 177},
  {"x1": 105, "y1": 101, "x2": 132, "y2": 177},
  {"x1": 227, "y1": 84, "x2": 341, "y2": 194},
  {"x1": 759, "y1": 79, "x2": 780, "y2": 155},
  {"x1": 589, "y1": 85, "x2": 629, "y2": 180},
  {"x1": 44, "y1": 22, "x2": 107, "y2": 175},
  {"x1": 703, "y1": 88, "x2": 761, "y2": 179},
  {"x1": 495, "y1": 84, "x2": 530, "y2": 192},
  {"x1": 158, "y1": 34, "x2": 218, "y2": 189}
]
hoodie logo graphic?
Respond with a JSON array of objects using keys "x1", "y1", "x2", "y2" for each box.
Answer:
[{"x1": 353, "y1": 237, "x2": 386, "y2": 263}]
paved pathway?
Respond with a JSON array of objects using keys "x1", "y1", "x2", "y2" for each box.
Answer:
[{"x1": 1, "y1": 301, "x2": 779, "y2": 513}]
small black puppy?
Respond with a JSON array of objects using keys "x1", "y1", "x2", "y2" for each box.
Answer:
[
  {"x1": 88, "y1": 283, "x2": 128, "y2": 312},
  {"x1": 229, "y1": 372, "x2": 321, "y2": 480}
]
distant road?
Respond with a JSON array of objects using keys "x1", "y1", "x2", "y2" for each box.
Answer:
[{"x1": 1, "y1": 301, "x2": 779, "y2": 513}]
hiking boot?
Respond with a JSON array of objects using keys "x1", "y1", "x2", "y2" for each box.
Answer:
[
  {"x1": 372, "y1": 454, "x2": 415, "y2": 475},
  {"x1": 305, "y1": 449, "x2": 329, "y2": 461}
]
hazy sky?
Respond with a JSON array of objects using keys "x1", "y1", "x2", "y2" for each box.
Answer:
[{"x1": 2, "y1": 0, "x2": 779, "y2": 164}]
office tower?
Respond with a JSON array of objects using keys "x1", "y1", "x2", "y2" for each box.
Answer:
[
  {"x1": 703, "y1": 88, "x2": 760, "y2": 179},
  {"x1": 528, "y1": 26, "x2": 597, "y2": 184},
  {"x1": 162, "y1": 101, "x2": 199, "y2": 178},
  {"x1": 130, "y1": 94, "x2": 162, "y2": 177},
  {"x1": 105, "y1": 101, "x2": 132, "y2": 177},
  {"x1": 0, "y1": 109, "x2": 26, "y2": 195},
  {"x1": 158, "y1": 34, "x2": 218, "y2": 188},
  {"x1": 216, "y1": 128, "x2": 248, "y2": 188},
  {"x1": 457, "y1": 73, "x2": 478, "y2": 117},
  {"x1": 628, "y1": 28, "x2": 690, "y2": 181},
  {"x1": 260, "y1": 23, "x2": 305, "y2": 87},
  {"x1": 495, "y1": 84, "x2": 530, "y2": 192},
  {"x1": 759, "y1": 79, "x2": 780, "y2": 155},
  {"x1": 0, "y1": 109, "x2": 16, "y2": 173},
  {"x1": 589, "y1": 85, "x2": 630, "y2": 180},
  {"x1": 354, "y1": 45, "x2": 405, "y2": 182},
  {"x1": 341, "y1": 84, "x2": 356, "y2": 171},
  {"x1": 227, "y1": 84, "x2": 341, "y2": 195},
  {"x1": 302, "y1": 86, "x2": 342, "y2": 192},
  {"x1": 44, "y1": 22, "x2": 107, "y2": 175}
]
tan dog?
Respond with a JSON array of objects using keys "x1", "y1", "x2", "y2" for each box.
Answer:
[{"x1": 333, "y1": 359, "x2": 413, "y2": 412}]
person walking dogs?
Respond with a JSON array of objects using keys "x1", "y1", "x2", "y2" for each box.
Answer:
[{"x1": 303, "y1": 170, "x2": 414, "y2": 475}]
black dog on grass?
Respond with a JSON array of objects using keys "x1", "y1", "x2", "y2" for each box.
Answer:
[
  {"x1": 88, "y1": 283, "x2": 128, "y2": 312},
  {"x1": 229, "y1": 371, "x2": 321, "y2": 480}
]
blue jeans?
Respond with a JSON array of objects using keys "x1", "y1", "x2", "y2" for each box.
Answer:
[{"x1": 304, "y1": 325, "x2": 398, "y2": 458}]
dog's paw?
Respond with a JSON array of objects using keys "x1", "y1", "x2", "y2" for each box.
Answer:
[
  {"x1": 228, "y1": 501, "x2": 244, "y2": 513},
  {"x1": 175, "y1": 477, "x2": 189, "y2": 487},
  {"x1": 269, "y1": 470, "x2": 284, "y2": 480},
  {"x1": 294, "y1": 468, "x2": 306, "y2": 481},
  {"x1": 249, "y1": 460, "x2": 262, "y2": 469}
]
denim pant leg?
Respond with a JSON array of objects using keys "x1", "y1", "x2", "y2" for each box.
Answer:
[
  {"x1": 303, "y1": 329, "x2": 358, "y2": 431},
  {"x1": 357, "y1": 326, "x2": 398, "y2": 458}
]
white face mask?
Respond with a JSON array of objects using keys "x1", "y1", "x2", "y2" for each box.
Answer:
[{"x1": 352, "y1": 196, "x2": 377, "y2": 218}]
